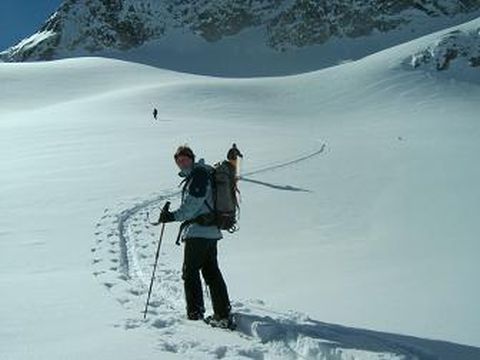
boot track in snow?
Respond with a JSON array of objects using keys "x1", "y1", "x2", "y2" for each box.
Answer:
[{"x1": 90, "y1": 144, "x2": 462, "y2": 360}]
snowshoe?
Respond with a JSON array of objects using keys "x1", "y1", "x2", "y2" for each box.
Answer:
[{"x1": 204, "y1": 314, "x2": 236, "y2": 330}]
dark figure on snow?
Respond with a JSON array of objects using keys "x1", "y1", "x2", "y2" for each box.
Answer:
[
  {"x1": 227, "y1": 143, "x2": 243, "y2": 162},
  {"x1": 153, "y1": 108, "x2": 158, "y2": 120},
  {"x1": 158, "y1": 145, "x2": 232, "y2": 328}
]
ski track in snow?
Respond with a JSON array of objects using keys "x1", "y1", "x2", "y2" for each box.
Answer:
[{"x1": 90, "y1": 144, "x2": 431, "y2": 360}]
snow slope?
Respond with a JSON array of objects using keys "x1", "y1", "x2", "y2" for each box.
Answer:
[{"x1": 1, "y1": 17, "x2": 480, "y2": 360}]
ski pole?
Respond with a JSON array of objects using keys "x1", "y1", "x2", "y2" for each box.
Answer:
[{"x1": 143, "y1": 201, "x2": 170, "y2": 319}]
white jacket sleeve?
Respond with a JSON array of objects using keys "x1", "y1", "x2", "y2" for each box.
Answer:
[{"x1": 172, "y1": 168, "x2": 209, "y2": 222}]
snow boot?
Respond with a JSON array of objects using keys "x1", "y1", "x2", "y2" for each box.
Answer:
[{"x1": 204, "y1": 314, "x2": 236, "y2": 330}]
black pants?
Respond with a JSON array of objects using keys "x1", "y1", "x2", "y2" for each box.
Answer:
[{"x1": 182, "y1": 238, "x2": 231, "y2": 318}]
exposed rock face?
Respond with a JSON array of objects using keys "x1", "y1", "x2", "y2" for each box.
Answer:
[
  {"x1": 2, "y1": 0, "x2": 480, "y2": 63},
  {"x1": 408, "y1": 28, "x2": 480, "y2": 70}
]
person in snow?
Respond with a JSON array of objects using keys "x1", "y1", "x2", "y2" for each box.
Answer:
[
  {"x1": 153, "y1": 107, "x2": 158, "y2": 120},
  {"x1": 158, "y1": 145, "x2": 232, "y2": 328}
]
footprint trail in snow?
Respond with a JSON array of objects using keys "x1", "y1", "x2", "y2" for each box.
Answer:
[{"x1": 90, "y1": 146, "x2": 448, "y2": 360}]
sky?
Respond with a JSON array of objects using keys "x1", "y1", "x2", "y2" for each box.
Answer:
[{"x1": 0, "y1": 0, "x2": 63, "y2": 51}]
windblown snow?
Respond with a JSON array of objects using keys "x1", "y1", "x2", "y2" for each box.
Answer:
[{"x1": 1, "y1": 17, "x2": 479, "y2": 360}]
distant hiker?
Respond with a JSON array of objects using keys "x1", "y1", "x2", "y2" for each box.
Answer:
[
  {"x1": 158, "y1": 145, "x2": 232, "y2": 328},
  {"x1": 153, "y1": 107, "x2": 158, "y2": 120}
]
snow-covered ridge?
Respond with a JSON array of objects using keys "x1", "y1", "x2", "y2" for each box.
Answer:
[
  {"x1": 408, "y1": 26, "x2": 480, "y2": 70},
  {"x1": 2, "y1": 0, "x2": 480, "y2": 76}
]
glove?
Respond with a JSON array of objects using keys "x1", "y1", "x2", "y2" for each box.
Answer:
[{"x1": 159, "y1": 209, "x2": 175, "y2": 223}]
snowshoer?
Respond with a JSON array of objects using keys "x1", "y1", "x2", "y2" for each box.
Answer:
[
  {"x1": 153, "y1": 107, "x2": 158, "y2": 120},
  {"x1": 158, "y1": 145, "x2": 232, "y2": 328}
]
